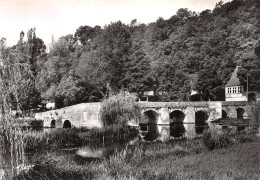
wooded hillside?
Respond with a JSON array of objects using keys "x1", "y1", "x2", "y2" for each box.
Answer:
[{"x1": 2, "y1": 0, "x2": 260, "y2": 110}]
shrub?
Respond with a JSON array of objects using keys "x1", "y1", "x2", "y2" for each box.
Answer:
[
  {"x1": 203, "y1": 128, "x2": 232, "y2": 150},
  {"x1": 100, "y1": 92, "x2": 141, "y2": 127}
]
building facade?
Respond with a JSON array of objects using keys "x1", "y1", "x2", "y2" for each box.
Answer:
[{"x1": 225, "y1": 66, "x2": 247, "y2": 101}]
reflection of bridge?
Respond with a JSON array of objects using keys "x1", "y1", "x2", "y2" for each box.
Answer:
[{"x1": 35, "y1": 101, "x2": 252, "y2": 141}]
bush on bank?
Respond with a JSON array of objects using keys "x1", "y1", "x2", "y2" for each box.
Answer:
[{"x1": 203, "y1": 128, "x2": 232, "y2": 150}]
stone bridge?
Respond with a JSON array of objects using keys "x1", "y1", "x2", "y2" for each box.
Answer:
[
  {"x1": 137, "y1": 101, "x2": 251, "y2": 141},
  {"x1": 35, "y1": 101, "x2": 252, "y2": 141},
  {"x1": 35, "y1": 103, "x2": 102, "y2": 129},
  {"x1": 138, "y1": 101, "x2": 250, "y2": 124}
]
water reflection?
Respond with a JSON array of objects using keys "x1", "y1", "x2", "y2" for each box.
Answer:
[
  {"x1": 76, "y1": 147, "x2": 104, "y2": 158},
  {"x1": 195, "y1": 124, "x2": 209, "y2": 134},
  {"x1": 142, "y1": 124, "x2": 160, "y2": 141},
  {"x1": 75, "y1": 146, "x2": 107, "y2": 163},
  {"x1": 213, "y1": 123, "x2": 247, "y2": 134},
  {"x1": 75, "y1": 136, "x2": 141, "y2": 163},
  {"x1": 75, "y1": 144, "x2": 122, "y2": 162},
  {"x1": 195, "y1": 111, "x2": 208, "y2": 134},
  {"x1": 170, "y1": 122, "x2": 185, "y2": 138}
]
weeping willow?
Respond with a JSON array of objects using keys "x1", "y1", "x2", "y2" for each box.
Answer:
[
  {"x1": 100, "y1": 92, "x2": 141, "y2": 127},
  {"x1": 0, "y1": 47, "x2": 32, "y2": 179}
]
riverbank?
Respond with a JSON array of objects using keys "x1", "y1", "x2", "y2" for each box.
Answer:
[{"x1": 16, "y1": 132, "x2": 260, "y2": 180}]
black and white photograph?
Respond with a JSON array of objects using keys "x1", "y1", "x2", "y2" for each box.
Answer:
[{"x1": 0, "y1": 0, "x2": 260, "y2": 179}]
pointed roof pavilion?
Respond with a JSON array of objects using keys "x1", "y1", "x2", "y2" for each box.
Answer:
[{"x1": 225, "y1": 66, "x2": 241, "y2": 87}]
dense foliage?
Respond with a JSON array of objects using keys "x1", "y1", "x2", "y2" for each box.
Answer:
[{"x1": 1, "y1": 0, "x2": 260, "y2": 108}]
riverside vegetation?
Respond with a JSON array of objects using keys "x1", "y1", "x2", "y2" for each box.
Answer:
[
  {"x1": 14, "y1": 128, "x2": 260, "y2": 180},
  {"x1": 8, "y1": 100, "x2": 260, "y2": 180},
  {"x1": 1, "y1": 82, "x2": 260, "y2": 180}
]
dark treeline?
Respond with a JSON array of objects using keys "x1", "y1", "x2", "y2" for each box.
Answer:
[{"x1": 1, "y1": 0, "x2": 260, "y2": 110}]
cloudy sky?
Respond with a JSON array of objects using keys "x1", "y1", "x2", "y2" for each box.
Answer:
[{"x1": 0, "y1": 0, "x2": 230, "y2": 47}]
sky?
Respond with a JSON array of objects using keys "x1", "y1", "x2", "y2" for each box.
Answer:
[{"x1": 0, "y1": 0, "x2": 230, "y2": 47}]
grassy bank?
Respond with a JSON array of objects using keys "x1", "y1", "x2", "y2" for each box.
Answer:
[{"x1": 17, "y1": 132, "x2": 260, "y2": 180}]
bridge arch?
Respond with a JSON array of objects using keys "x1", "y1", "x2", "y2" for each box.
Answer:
[
  {"x1": 236, "y1": 108, "x2": 244, "y2": 120},
  {"x1": 50, "y1": 120, "x2": 56, "y2": 128},
  {"x1": 169, "y1": 110, "x2": 186, "y2": 138},
  {"x1": 195, "y1": 111, "x2": 208, "y2": 134},
  {"x1": 141, "y1": 110, "x2": 160, "y2": 141},
  {"x1": 63, "y1": 120, "x2": 72, "y2": 128},
  {"x1": 222, "y1": 109, "x2": 228, "y2": 119}
]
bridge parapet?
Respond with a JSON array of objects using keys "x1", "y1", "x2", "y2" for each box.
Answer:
[
  {"x1": 138, "y1": 101, "x2": 222, "y2": 108},
  {"x1": 222, "y1": 101, "x2": 247, "y2": 107}
]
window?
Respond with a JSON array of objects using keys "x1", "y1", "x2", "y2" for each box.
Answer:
[
  {"x1": 233, "y1": 87, "x2": 236, "y2": 93},
  {"x1": 238, "y1": 86, "x2": 241, "y2": 93},
  {"x1": 228, "y1": 87, "x2": 231, "y2": 94}
]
